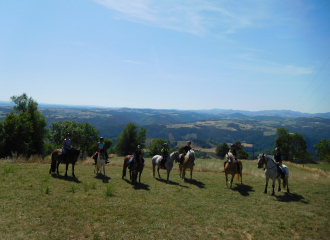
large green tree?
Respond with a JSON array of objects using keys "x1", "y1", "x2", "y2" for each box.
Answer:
[
  {"x1": 0, "y1": 93, "x2": 47, "y2": 158},
  {"x1": 274, "y1": 128, "x2": 309, "y2": 161},
  {"x1": 314, "y1": 138, "x2": 330, "y2": 162},
  {"x1": 216, "y1": 142, "x2": 229, "y2": 158},
  {"x1": 148, "y1": 138, "x2": 167, "y2": 156},
  {"x1": 48, "y1": 120, "x2": 99, "y2": 157},
  {"x1": 115, "y1": 122, "x2": 146, "y2": 155}
]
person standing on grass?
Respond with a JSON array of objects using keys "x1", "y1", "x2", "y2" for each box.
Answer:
[{"x1": 274, "y1": 147, "x2": 286, "y2": 176}]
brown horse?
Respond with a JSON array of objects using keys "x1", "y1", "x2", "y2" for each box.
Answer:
[
  {"x1": 122, "y1": 155, "x2": 144, "y2": 184},
  {"x1": 49, "y1": 148, "x2": 80, "y2": 177},
  {"x1": 179, "y1": 150, "x2": 195, "y2": 181},
  {"x1": 224, "y1": 152, "x2": 243, "y2": 188}
]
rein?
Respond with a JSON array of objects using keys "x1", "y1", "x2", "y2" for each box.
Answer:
[{"x1": 263, "y1": 156, "x2": 277, "y2": 170}]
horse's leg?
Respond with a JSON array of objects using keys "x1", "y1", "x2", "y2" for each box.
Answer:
[
  {"x1": 139, "y1": 171, "x2": 141, "y2": 183},
  {"x1": 225, "y1": 173, "x2": 228, "y2": 187},
  {"x1": 65, "y1": 163, "x2": 69, "y2": 177},
  {"x1": 103, "y1": 163, "x2": 106, "y2": 177},
  {"x1": 72, "y1": 163, "x2": 75, "y2": 177},
  {"x1": 264, "y1": 176, "x2": 269, "y2": 194},
  {"x1": 157, "y1": 167, "x2": 161, "y2": 179},
  {"x1": 278, "y1": 178, "x2": 281, "y2": 192},
  {"x1": 167, "y1": 170, "x2": 170, "y2": 184},
  {"x1": 230, "y1": 174, "x2": 234, "y2": 189},
  {"x1": 56, "y1": 161, "x2": 60, "y2": 175},
  {"x1": 190, "y1": 166, "x2": 193, "y2": 180},
  {"x1": 271, "y1": 178, "x2": 275, "y2": 196},
  {"x1": 286, "y1": 176, "x2": 290, "y2": 193}
]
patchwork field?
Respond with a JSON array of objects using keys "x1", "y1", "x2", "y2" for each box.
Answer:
[{"x1": 1, "y1": 157, "x2": 329, "y2": 239}]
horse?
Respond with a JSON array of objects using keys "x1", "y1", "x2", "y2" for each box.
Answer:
[
  {"x1": 49, "y1": 148, "x2": 80, "y2": 177},
  {"x1": 179, "y1": 150, "x2": 195, "y2": 181},
  {"x1": 94, "y1": 149, "x2": 107, "y2": 178},
  {"x1": 122, "y1": 155, "x2": 144, "y2": 184},
  {"x1": 152, "y1": 151, "x2": 180, "y2": 184},
  {"x1": 257, "y1": 153, "x2": 290, "y2": 195},
  {"x1": 224, "y1": 152, "x2": 243, "y2": 188}
]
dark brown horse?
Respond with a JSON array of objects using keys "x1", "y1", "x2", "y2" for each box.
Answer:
[
  {"x1": 224, "y1": 152, "x2": 243, "y2": 188},
  {"x1": 122, "y1": 155, "x2": 144, "y2": 184},
  {"x1": 49, "y1": 148, "x2": 80, "y2": 177}
]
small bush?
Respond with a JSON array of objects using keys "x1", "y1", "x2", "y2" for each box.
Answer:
[{"x1": 105, "y1": 184, "x2": 114, "y2": 197}]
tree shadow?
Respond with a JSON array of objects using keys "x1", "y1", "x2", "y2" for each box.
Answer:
[
  {"x1": 94, "y1": 174, "x2": 111, "y2": 183},
  {"x1": 232, "y1": 183, "x2": 255, "y2": 196},
  {"x1": 275, "y1": 192, "x2": 309, "y2": 204},
  {"x1": 51, "y1": 174, "x2": 82, "y2": 183},
  {"x1": 184, "y1": 179, "x2": 205, "y2": 189}
]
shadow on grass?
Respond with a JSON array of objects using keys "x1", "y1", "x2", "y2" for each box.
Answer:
[
  {"x1": 155, "y1": 178, "x2": 189, "y2": 188},
  {"x1": 275, "y1": 192, "x2": 309, "y2": 204},
  {"x1": 94, "y1": 174, "x2": 111, "y2": 183},
  {"x1": 133, "y1": 182, "x2": 150, "y2": 191},
  {"x1": 51, "y1": 174, "x2": 82, "y2": 183},
  {"x1": 232, "y1": 183, "x2": 255, "y2": 196},
  {"x1": 184, "y1": 179, "x2": 205, "y2": 188}
]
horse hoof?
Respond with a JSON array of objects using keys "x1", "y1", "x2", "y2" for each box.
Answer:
[
  {"x1": 264, "y1": 191, "x2": 267, "y2": 194},
  {"x1": 272, "y1": 192, "x2": 275, "y2": 196}
]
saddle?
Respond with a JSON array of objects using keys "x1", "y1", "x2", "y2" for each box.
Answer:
[{"x1": 277, "y1": 166, "x2": 285, "y2": 178}]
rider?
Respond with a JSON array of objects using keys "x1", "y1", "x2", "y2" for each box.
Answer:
[
  {"x1": 62, "y1": 133, "x2": 72, "y2": 163},
  {"x1": 128, "y1": 145, "x2": 144, "y2": 169},
  {"x1": 179, "y1": 141, "x2": 192, "y2": 165},
  {"x1": 93, "y1": 137, "x2": 109, "y2": 165},
  {"x1": 274, "y1": 147, "x2": 286, "y2": 176},
  {"x1": 160, "y1": 143, "x2": 169, "y2": 169},
  {"x1": 223, "y1": 144, "x2": 239, "y2": 172}
]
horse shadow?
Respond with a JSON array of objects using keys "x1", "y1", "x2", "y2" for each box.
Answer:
[
  {"x1": 232, "y1": 183, "x2": 255, "y2": 196},
  {"x1": 94, "y1": 174, "x2": 111, "y2": 183},
  {"x1": 155, "y1": 178, "x2": 189, "y2": 188},
  {"x1": 123, "y1": 179, "x2": 150, "y2": 190},
  {"x1": 51, "y1": 174, "x2": 82, "y2": 183},
  {"x1": 275, "y1": 192, "x2": 309, "y2": 204},
  {"x1": 184, "y1": 179, "x2": 205, "y2": 189}
]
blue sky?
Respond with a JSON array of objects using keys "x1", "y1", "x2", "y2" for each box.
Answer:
[{"x1": 0, "y1": 0, "x2": 329, "y2": 113}]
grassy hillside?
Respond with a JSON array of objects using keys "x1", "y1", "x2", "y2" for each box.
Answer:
[{"x1": 1, "y1": 157, "x2": 329, "y2": 239}]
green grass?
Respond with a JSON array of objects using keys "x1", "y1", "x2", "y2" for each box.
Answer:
[{"x1": 0, "y1": 158, "x2": 329, "y2": 239}]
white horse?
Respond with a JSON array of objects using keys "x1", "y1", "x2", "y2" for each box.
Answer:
[
  {"x1": 257, "y1": 153, "x2": 289, "y2": 195},
  {"x1": 95, "y1": 150, "x2": 106, "y2": 178},
  {"x1": 152, "y1": 151, "x2": 180, "y2": 184}
]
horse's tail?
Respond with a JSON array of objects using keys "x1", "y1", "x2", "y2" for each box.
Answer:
[
  {"x1": 122, "y1": 158, "x2": 127, "y2": 178},
  {"x1": 50, "y1": 151, "x2": 57, "y2": 173},
  {"x1": 283, "y1": 177, "x2": 287, "y2": 188}
]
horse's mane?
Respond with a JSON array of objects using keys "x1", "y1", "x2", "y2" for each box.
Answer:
[{"x1": 226, "y1": 152, "x2": 235, "y2": 161}]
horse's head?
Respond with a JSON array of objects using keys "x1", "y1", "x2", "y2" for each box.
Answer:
[
  {"x1": 73, "y1": 148, "x2": 80, "y2": 162},
  {"x1": 257, "y1": 153, "x2": 265, "y2": 168},
  {"x1": 226, "y1": 152, "x2": 234, "y2": 162},
  {"x1": 172, "y1": 151, "x2": 180, "y2": 162},
  {"x1": 186, "y1": 150, "x2": 195, "y2": 162}
]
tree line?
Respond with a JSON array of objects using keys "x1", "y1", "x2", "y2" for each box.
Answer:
[{"x1": 0, "y1": 93, "x2": 329, "y2": 162}]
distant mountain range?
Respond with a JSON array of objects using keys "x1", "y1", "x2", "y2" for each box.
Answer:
[{"x1": 1, "y1": 101, "x2": 329, "y2": 119}]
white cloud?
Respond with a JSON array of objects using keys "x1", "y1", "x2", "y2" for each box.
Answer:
[{"x1": 93, "y1": 0, "x2": 269, "y2": 35}]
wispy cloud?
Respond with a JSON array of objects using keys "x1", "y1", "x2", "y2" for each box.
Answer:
[{"x1": 94, "y1": 0, "x2": 269, "y2": 35}]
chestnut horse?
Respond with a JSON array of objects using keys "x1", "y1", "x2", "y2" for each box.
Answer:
[
  {"x1": 224, "y1": 152, "x2": 243, "y2": 188},
  {"x1": 179, "y1": 150, "x2": 195, "y2": 181},
  {"x1": 49, "y1": 148, "x2": 80, "y2": 177},
  {"x1": 122, "y1": 155, "x2": 144, "y2": 184}
]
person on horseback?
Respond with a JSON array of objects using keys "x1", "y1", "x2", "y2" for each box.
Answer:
[
  {"x1": 223, "y1": 144, "x2": 239, "y2": 172},
  {"x1": 160, "y1": 143, "x2": 169, "y2": 169},
  {"x1": 274, "y1": 147, "x2": 287, "y2": 177},
  {"x1": 62, "y1": 133, "x2": 72, "y2": 163},
  {"x1": 179, "y1": 140, "x2": 192, "y2": 165},
  {"x1": 93, "y1": 137, "x2": 109, "y2": 165},
  {"x1": 128, "y1": 145, "x2": 144, "y2": 169}
]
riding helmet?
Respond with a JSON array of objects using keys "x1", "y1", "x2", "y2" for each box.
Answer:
[
  {"x1": 275, "y1": 147, "x2": 280, "y2": 151},
  {"x1": 187, "y1": 141, "x2": 191, "y2": 144},
  {"x1": 164, "y1": 143, "x2": 168, "y2": 146},
  {"x1": 100, "y1": 137, "x2": 104, "y2": 140},
  {"x1": 137, "y1": 145, "x2": 141, "y2": 149},
  {"x1": 66, "y1": 133, "x2": 70, "y2": 136},
  {"x1": 231, "y1": 144, "x2": 235, "y2": 147}
]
